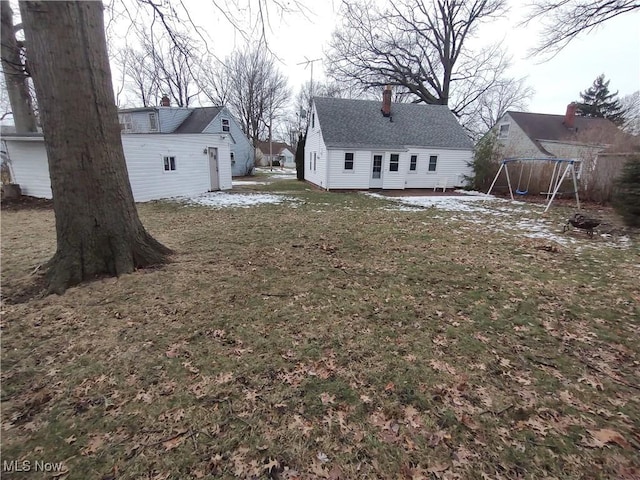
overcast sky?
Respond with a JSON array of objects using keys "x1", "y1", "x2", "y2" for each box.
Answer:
[{"x1": 188, "y1": 0, "x2": 639, "y2": 115}]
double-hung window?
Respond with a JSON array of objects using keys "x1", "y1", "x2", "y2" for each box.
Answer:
[
  {"x1": 344, "y1": 152, "x2": 354, "y2": 170},
  {"x1": 389, "y1": 154, "x2": 399, "y2": 172},
  {"x1": 409, "y1": 155, "x2": 417, "y2": 171},
  {"x1": 163, "y1": 156, "x2": 176, "y2": 171},
  {"x1": 428, "y1": 155, "x2": 438, "y2": 172},
  {"x1": 222, "y1": 119, "x2": 230, "y2": 132}
]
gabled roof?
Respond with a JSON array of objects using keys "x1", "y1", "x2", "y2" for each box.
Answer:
[
  {"x1": 174, "y1": 106, "x2": 224, "y2": 133},
  {"x1": 255, "y1": 141, "x2": 292, "y2": 155},
  {"x1": 506, "y1": 111, "x2": 618, "y2": 143},
  {"x1": 313, "y1": 97, "x2": 473, "y2": 150}
]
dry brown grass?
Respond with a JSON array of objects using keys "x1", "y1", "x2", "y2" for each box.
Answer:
[{"x1": 1, "y1": 184, "x2": 639, "y2": 479}]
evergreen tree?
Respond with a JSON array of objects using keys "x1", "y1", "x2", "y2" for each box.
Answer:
[
  {"x1": 577, "y1": 74, "x2": 626, "y2": 125},
  {"x1": 613, "y1": 155, "x2": 640, "y2": 227},
  {"x1": 295, "y1": 133, "x2": 306, "y2": 181}
]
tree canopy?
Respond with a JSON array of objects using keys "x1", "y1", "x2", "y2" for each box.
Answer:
[{"x1": 326, "y1": 0, "x2": 531, "y2": 137}]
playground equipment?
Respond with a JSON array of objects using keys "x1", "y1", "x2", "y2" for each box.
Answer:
[{"x1": 487, "y1": 158, "x2": 581, "y2": 213}]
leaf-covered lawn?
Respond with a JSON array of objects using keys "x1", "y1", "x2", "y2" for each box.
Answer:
[{"x1": 2, "y1": 183, "x2": 639, "y2": 479}]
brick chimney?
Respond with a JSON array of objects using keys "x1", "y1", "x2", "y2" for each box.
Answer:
[
  {"x1": 563, "y1": 102, "x2": 577, "y2": 129},
  {"x1": 160, "y1": 95, "x2": 170, "y2": 107},
  {"x1": 381, "y1": 85, "x2": 392, "y2": 117}
]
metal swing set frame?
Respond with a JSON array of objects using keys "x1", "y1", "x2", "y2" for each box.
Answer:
[{"x1": 487, "y1": 157, "x2": 581, "y2": 213}]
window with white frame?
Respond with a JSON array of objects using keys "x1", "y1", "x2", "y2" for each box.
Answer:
[
  {"x1": 309, "y1": 152, "x2": 312, "y2": 170},
  {"x1": 222, "y1": 118, "x2": 230, "y2": 132},
  {"x1": 311, "y1": 113, "x2": 315, "y2": 128},
  {"x1": 389, "y1": 153, "x2": 399, "y2": 172},
  {"x1": 428, "y1": 155, "x2": 438, "y2": 172},
  {"x1": 498, "y1": 123, "x2": 510, "y2": 139},
  {"x1": 344, "y1": 152, "x2": 354, "y2": 170},
  {"x1": 119, "y1": 113, "x2": 132, "y2": 132},
  {"x1": 409, "y1": 154, "x2": 418, "y2": 171},
  {"x1": 163, "y1": 156, "x2": 176, "y2": 171},
  {"x1": 230, "y1": 152, "x2": 235, "y2": 164},
  {"x1": 148, "y1": 112, "x2": 158, "y2": 132},
  {"x1": 313, "y1": 152, "x2": 317, "y2": 171}
]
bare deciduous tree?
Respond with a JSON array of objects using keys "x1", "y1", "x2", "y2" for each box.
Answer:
[
  {"x1": 620, "y1": 91, "x2": 640, "y2": 135},
  {"x1": 19, "y1": 0, "x2": 170, "y2": 293},
  {"x1": 464, "y1": 77, "x2": 534, "y2": 139},
  {"x1": 326, "y1": 0, "x2": 529, "y2": 132},
  {"x1": 524, "y1": 0, "x2": 640, "y2": 57},
  {"x1": 115, "y1": 46, "x2": 160, "y2": 107},
  {"x1": 1, "y1": 0, "x2": 37, "y2": 132},
  {"x1": 222, "y1": 45, "x2": 290, "y2": 145}
]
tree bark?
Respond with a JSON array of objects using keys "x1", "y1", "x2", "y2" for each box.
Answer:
[
  {"x1": 19, "y1": 1, "x2": 171, "y2": 294},
  {"x1": 1, "y1": 1, "x2": 37, "y2": 132}
]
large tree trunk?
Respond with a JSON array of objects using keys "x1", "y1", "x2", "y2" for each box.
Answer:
[
  {"x1": 0, "y1": 1, "x2": 37, "y2": 132},
  {"x1": 19, "y1": 1, "x2": 171, "y2": 294}
]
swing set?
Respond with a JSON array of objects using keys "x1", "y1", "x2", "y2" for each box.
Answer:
[{"x1": 487, "y1": 158, "x2": 581, "y2": 213}]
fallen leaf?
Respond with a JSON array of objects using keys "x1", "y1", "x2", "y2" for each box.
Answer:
[
  {"x1": 64, "y1": 435, "x2": 76, "y2": 444},
  {"x1": 320, "y1": 392, "x2": 336, "y2": 405},
  {"x1": 427, "y1": 463, "x2": 449, "y2": 474},
  {"x1": 81, "y1": 435, "x2": 104, "y2": 455},
  {"x1": 264, "y1": 457, "x2": 279, "y2": 472},
  {"x1": 460, "y1": 414, "x2": 479, "y2": 431},
  {"x1": 162, "y1": 430, "x2": 188, "y2": 451},
  {"x1": 384, "y1": 382, "x2": 395, "y2": 392},
  {"x1": 587, "y1": 428, "x2": 630, "y2": 449}
]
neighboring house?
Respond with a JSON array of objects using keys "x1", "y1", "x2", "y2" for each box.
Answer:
[
  {"x1": 118, "y1": 97, "x2": 254, "y2": 176},
  {"x1": 305, "y1": 88, "x2": 473, "y2": 190},
  {"x1": 491, "y1": 104, "x2": 623, "y2": 163},
  {"x1": 3, "y1": 132, "x2": 232, "y2": 202},
  {"x1": 488, "y1": 104, "x2": 637, "y2": 200},
  {"x1": 255, "y1": 141, "x2": 295, "y2": 168}
]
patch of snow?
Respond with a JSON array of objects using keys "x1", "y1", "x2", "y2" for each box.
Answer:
[
  {"x1": 180, "y1": 191, "x2": 293, "y2": 208},
  {"x1": 367, "y1": 193, "x2": 501, "y2": 213},
  {"x1": 232, "y1": 180, "x2": 268, "y2": 186}
]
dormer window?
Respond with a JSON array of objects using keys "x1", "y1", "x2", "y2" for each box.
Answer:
[
  {"x1": 498, "y1": 123, "x2": 510, "y2": 139},
  {"x1": 149, "y1": 112, "x2": 158, "y2": 132},
  {"x1": 119, "y1": 113, "x2": 132, "y2": 132},
  {"x1": 222, "y1": 118, "x2": 230, "y2": 132}
]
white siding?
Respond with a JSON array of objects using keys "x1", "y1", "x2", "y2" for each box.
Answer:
[
  {"x1": 304, "y1": 103, "x2": 329, "y2": 189},
  {"x1": 202, "y1": 109, "x2": 254, "y2": 176},
  {"x1": 495, "y1": 113, "x2": 547, "y2": 157},
  {"x1": 119, "y1": 111, "x2": 157, "y2": 134},
  {"x1": 403, "y1": 148, "x2": 472, "y2": 188},
  {"x1": 157, "y1": 108, "x2": 192, "y2": 133},
  {"x1": 5, "y1": 134, "x2": 232, "y2": 202},
  {"x1": 323, "y1": 147, "x2": 472, "y2": 190},
  {"x1": 326, "y1": 150, "x2": 372, "y2": 189},
  {"x1": 5, "y1": 140, "x2": 51, "y2": 198},
  {"x1": 382, "y1": 151, "x2": 407, "y2": 189},
  {"x1": 122, "y1": 134, "x2": 232, "y2": 201}
]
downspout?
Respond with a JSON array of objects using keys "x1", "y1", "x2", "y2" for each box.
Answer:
[{"x1": 323, "y1": 135, "x2": 329, "y2": 191}]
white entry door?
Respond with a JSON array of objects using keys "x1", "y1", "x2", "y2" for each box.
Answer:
[
  {"x1": 370, "y1": 153, "x2": 383, "y2": 188},
  {"x1": 208, "y1": 147, "x2": 219, "y2": 191}
]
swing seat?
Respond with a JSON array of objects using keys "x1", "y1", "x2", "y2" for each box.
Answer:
[{"x1": 515, "y1": 189, "x2": 528, "y2": 195}]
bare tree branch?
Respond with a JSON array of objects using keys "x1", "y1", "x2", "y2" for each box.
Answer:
[{"x1": 522, "y1": 0, "x2": 640, "y2": 58}]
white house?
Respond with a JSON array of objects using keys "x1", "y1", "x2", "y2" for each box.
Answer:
[
  {"x1": 118, "y1": 99, "x2": 254, "y2": 177},
  {"x1": 304, "y1": 89, "x2": 473, "y2": 190},
  {"x1": 255, "y1": 141, "x2": 295, "y2": 168},
  {"x1": 3, "y1": 132, "x2": 232, "y2": 202}
]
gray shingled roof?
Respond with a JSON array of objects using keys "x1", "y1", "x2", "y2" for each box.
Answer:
[
  {"x1": 174, "y1": 106, "x2": 223, "y2": 133},
  {"x1": 506, "y1": 111, "x2": 619, "y2": 143},
  {"x1": 313, "y1": 97, "x2": 472, "y2": 150}
]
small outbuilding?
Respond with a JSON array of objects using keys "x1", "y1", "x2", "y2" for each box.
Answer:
[
  {"x1": 3, "y1": 133, "x2": 232, "y2": 202},
  {"x1": 305, "y1": 88, "x2": 473, "y2": 190}
]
